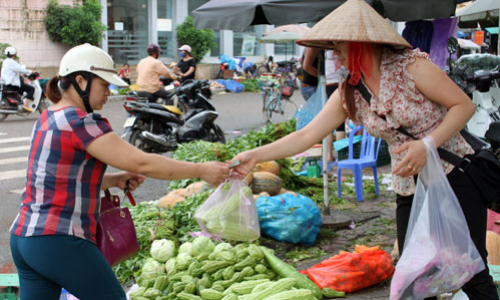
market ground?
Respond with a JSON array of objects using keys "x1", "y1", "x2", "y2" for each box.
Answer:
[{"x1": 0, "y1": 90, "x2": 415, "y2": 299}]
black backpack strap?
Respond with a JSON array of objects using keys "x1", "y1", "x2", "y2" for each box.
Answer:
[{"x1": 356, "y1": 81, "x2": 467, "y2": 170}]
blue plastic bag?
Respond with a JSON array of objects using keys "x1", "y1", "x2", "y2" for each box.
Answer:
[
  {"x1": 256, "y1": 193, "x2": 322, "y2": 245},
  {"x1": 219, "y1": 54, "x2": 236, "y2": 70},
  {"x1": 294, "y1": 87, "x2": 324, "y2": 130}
]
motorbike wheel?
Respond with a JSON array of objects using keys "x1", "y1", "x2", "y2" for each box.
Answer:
[
  {"x1": 256, "y1": 65, "x2": 270, "y2": 77},
  {"x1": 37, "y1": 99, "x2": 49, "y2": 114},
  {"x1": 208, "y1": 124, "x2": 226, "y2": 143},
  {"x1": 129, "y1": 128, "x2": 153, "y2": 153},
  {"x1": 0, "y1": 101, "x2": 9, "y2": 122}
]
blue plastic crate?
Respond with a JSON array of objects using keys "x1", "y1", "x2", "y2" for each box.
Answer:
[
  {"x1": 225, "y1": 80, "x2": 244, "y2": 93},
  {"x1": 216, "y1": 79, "x2": 228, "y2": 87}
]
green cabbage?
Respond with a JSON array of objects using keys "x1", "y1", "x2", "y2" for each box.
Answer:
[
  {"x1": 176, "y1": 253, "x2": 193, "y2": 270},
  {"x1": 165, "y1": 257, "x2": 177, "y2": 275},
  {"x1": 191, "y1": 236, "x2": 215, "y2": 257},
  {"x1": 178, "y1": 242, "x2": 192, "y2": 254},
  {"x1": 141, "y1": 258, "x2": 164, "y2": 282},
  {"x1": 151, "y1": 239, "x2": 176, "y2": 262}
]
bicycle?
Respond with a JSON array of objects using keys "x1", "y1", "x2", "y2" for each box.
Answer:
[
  {"x1": 260, "y1": 80, "x2": 298, "y2": 124},
  {"x1": 272, "y1": 59, "x2": 300, "y2": 89}
]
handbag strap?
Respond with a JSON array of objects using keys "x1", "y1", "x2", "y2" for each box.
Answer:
[{"x1": 356, "y1": 81, "x2": 470, "y2": 171}]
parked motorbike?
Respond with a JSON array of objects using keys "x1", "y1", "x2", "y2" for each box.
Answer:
[
  {"x1": 446, "y1": 37, "x2": 500, "y2": 138},
  {"x1": 122, "y1": 80, "x2": 226, "y2": 153},
  {"x1": 464, "y1": 67, "x2": 500, "y2": 137},
  {"x1": 0, "y1": 72, "x2": 49, "y2": 121},
  {"x1": 127, "y1": 79, "x2": 214, "y2": 113}
]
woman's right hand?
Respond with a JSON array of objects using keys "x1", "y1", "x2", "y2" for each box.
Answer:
[
  {"x1": 199, "y1": 162, "x2": 230, "y2": 186},
  {"x1": 230, "y1": 150, "x2": 258, "y2": 176}
]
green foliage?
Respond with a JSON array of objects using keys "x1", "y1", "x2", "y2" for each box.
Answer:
[
  {"x1": 44, "y1": 0, "x2": 107, "y2": 47},
  {"x1": 168, "y1": 119, "x2": 304, "y2": 190},
  {"x1": 176, "y1": 16, "x2": 216, "y2": 62},
  {"x1": 118, "y1": 87, "x2": 130, "y2": 95},
  {"x1": 242, "y1": 79, "x2": 259, "y2": 92}
]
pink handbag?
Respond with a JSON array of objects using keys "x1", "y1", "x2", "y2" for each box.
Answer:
[{"x1": 96, "y1": 189, "x2": 140, "y2": 267}]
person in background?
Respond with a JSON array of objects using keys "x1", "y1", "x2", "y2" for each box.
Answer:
[
  {"x1": 301, "y1": 46, "x2": 323, "y2": 101},
  {"x1": 10, "y1": 44, "x2": 229, "y2": 300},
  {"x1": 230, "y1": 0, "x2": 498, "y2": 299},
  {"x1": 175, "y1": 44, "x2": 196, "y2": 82},
  {"x1": 243, "y1": 60, "x2": 257, "y2": 78},
  {"x1": 136, "y1": 43, "x2": 178, "y2": 104},
  {"x1": 118, "y1": 63, "x2": 131, "y2": 85},
  {"x1": 0, "y1": 46, "x2": 35, "y2": 111}
]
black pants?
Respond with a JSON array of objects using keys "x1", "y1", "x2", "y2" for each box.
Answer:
[
  {"x1": 326, "y1": 84, "x2": 345, "y2": 132},
  {"x1": 396, "y1": 168, "x2": 499, "y2": 300},
  {"x1": 152, "y1": 89, "x2": 173, "y2": 105},
  {"x1": 6, "y1": 82, "x2": 35, "y2": 101}
]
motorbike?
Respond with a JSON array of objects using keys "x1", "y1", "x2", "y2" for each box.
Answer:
[
  {"x1": 464, "y1": 67, "x2": 500, "y2": 137},
  {"x1": 127, "y1": 79, "x2": 214, "y2": 113},
  {"x1": 446, "y1": 37, "x2": 500, "y2": 138},
  {"x1": 0, "y1": 72, "x2": 49, "y2": 121},
  {"x1": 122, "y1": 80, "x2": 226, "y2": 153}
]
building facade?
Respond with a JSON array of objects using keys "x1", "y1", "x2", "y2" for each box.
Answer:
[{"x1": 0, "y1": 0, "x2": 300, "y2": 72}]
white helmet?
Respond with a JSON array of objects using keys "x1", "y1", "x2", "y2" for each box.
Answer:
[
  {"x1": 4, "y1": 46, "x2": 16, "y2": 56},
  {"x1": 59, "y1": 43, "x2": 128, "y2": 87}
]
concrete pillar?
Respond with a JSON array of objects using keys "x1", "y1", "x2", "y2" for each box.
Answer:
[
  {"x1": 173, "y1": 0, "x2": 189, "y2": 52},
  {"x1": 221, "y1": 30, "x2": 234, "y2": 57},
  {"x1": 262, "y1": 25, "x2": 274, "y2": 61},
  {"x1": 149, "y1": 0, "x2": 158, "y2": 44},
  {"x1": 101, "y1": 0, "x2": 108, "y2": 52}
]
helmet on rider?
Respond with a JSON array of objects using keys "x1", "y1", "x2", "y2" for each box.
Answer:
[
  {"x1": 147, "y1": 43, "x2": 161, "y2": 55},
  {"x1": 59, "y1": 43, "x2": 128, "y2": 113},
  {"x1": 4, "y1": 46, "x2": 16, "y2": 57}
]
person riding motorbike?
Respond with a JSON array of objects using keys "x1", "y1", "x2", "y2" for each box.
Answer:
[
  {"x1": 136, "y1": 43, "x2": 178, "y2": 104},
  {"x1": 0, "y1": 46, "x2": 35, "y2": 111}
]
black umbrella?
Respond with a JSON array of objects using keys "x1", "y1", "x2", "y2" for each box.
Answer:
[{"x1": 193, "y1": 0, "x2": 458, "y2": 31}]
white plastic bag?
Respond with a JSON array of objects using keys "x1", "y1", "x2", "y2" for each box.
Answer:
[
  {"x1": 194, "y1": 177, "x2": 260, "y2": 242},
  {"x1": 390, "y1": 137, "x2": 485, "y2": 300}
]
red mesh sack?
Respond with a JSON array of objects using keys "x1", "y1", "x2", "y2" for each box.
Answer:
[{"x1": 305, "y1": 245, "x2": 395, "y2": 293}]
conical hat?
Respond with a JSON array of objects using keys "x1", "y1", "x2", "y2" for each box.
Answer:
[{"x1": 296, "y1": 0, "x2": 411, "y2": 49}]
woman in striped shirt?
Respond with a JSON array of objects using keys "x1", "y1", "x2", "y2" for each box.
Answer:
[{"x1": 10, "y1": 44, "x2": 230, "y2": 300}]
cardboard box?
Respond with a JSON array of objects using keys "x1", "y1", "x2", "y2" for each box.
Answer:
[{"x1": 223, "y1": 69, "x2": 235, "y2": 79}]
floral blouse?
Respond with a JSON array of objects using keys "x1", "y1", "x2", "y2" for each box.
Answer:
[{"x1": 341, "y1": 48, "x2": 474, "y2": 196}]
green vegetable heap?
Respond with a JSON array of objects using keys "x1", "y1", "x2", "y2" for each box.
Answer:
[{"x1": 129, "y1": 236, "x2": 338, "y2": 300}]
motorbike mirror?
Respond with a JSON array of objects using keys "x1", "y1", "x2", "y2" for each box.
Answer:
[{"x1": 447, "y1": 37, "x2": 458, "y2": 56}]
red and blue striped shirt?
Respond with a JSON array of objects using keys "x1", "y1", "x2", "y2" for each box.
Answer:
[{"x1": 10, "y1": 106, "x2": 112, "y2": 243}]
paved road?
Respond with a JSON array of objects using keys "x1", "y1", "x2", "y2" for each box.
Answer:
[{"x1": 0, "y1": 90, "x2": 305, "y2": 267}]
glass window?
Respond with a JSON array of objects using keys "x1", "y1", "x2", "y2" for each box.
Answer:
[
  {"x1": 158, "y1": 0, "x2": 174, "y2": 58},
  {"x1": 107, "y1": 0, "x2": 150, "y2": 64},
  {"x1": 275, "y1": 43, "x2": 297, "y2": 59},
  {"x1": 234, "y1": 25, "x2": 263, "y2": 57},
  {"x1": 188, "y1": 0, "x2": 220, "y2": 57}
]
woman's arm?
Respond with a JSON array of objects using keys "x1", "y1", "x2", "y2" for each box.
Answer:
[
  {"x1": 101, "y1": 172, "x2": 146, "y2": 190},
  {"x1": 86, "y1": 134, "x2": 229, "y2": 186},
  {"x1": 182, "y1": 66, "x2": 195, "y2": 77},
  {"x1": 232, "y1": 89, "x2": 348, "y2": 175},
  {"x1": 392, "y1": 57, "x2": 475, "y2": 176}
]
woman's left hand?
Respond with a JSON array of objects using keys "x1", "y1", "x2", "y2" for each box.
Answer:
[
  {"x1": 114, "y1": 172, "x2": 146, "y2": 191},
  {"x1": 392, "y1": 140, "x2": 427, "y2": 177}
]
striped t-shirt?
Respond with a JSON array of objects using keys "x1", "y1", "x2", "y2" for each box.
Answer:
[{"x1": 10, "y1": 106, "x2": 112, "y2": 243}]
